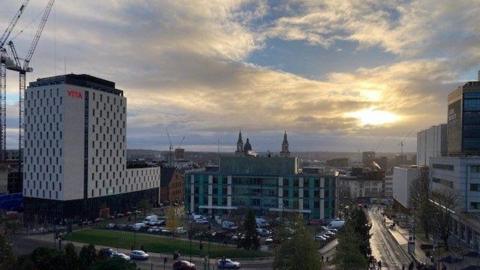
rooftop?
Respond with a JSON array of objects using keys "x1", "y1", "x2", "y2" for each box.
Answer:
[{"x1": 29, "y1": 74, "x2": 123, "y2": 96}]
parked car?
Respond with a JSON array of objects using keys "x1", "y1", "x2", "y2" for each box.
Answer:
[
  {"x1": 217, "y1": 258, "x2": 241, "y2": 269},
  {"x1": 175, "y1": 227, "x2": 187, "y2": 234},
  {"x1": 129, "y1": 250, "x2": 149, "y2": 260},
  {"x1": 147, "y1": 226, "x2": 160, "y2": 233},
  {"x1": 113, "y1": 252, "x2": 131, "y2": 261},
  {"x1": 222, "y1": 221, "x2": 238, "y2": 230},
  {"x1": 99, "y1": 248, "x2": 115, "y2": 258},
  {"x1": 117, "y1": 224, "x2": 128, "y2": 230},
  {"x1": 173, "y1": 260, "x2": 196, "y2": 270},
  {"x1": 324, "y1": 230, "x2": 336, "y2": 237},
  {"x1": 265, "y1": 237, "x2": 274, "y2": 245},
  {"x1": 131, "y1": 223, "x2": 146, "y2": 231},
  {"x1": 106, "y1": 223, "x2": 116, "y2": 229},
  {"x1": 256, "y1": 228, "x2": 271, "y2": 237}
]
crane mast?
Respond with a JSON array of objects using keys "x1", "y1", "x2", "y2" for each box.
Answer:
[
  {"x1": 6, "y1": 0, "x2": 55, "y2": 178},
  {"x1": 0, "y1": 0, "x2": 29, "y2": 161}
]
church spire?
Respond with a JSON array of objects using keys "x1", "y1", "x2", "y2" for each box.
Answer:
[
  {"x1": 235, "y1": 130, "x2": 244, "y2": 155},
  {"x1": 280, "y1": 130, "x2": 290, "y2": 157}
]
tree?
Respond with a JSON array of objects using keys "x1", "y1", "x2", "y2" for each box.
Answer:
[
  {"x1": 334, "y1": 207, "x2": 370, "y2": 270},
  {"x1": 93, "y1": 257, "x2": 137, "y2": 270},
  {"x1": 64, "y1": 243, "x2": 79, "y2": 270},
  {"x1": 137, "y1": 199, "x2": 151, "y2": 216},
  {"x1": 29, "y1": 247, "x2": 67, "y2": 270},
  {"x1": 335, "y1": 225, "x2": 369, "y2": 270},
  {"x1": 240, "y1": 210, "x2": 259, "y2": 250},
  {"x1": 0, "y1": 234, "x2": 16, "y2": 270},
  {"x1": 349, "y1": 208, "x2": 371, "y2": 258},
  {"x1": 79, "y1": 244, "x2": 97, "y2": 269},
  {"x1": 431, "y1": 188, "x2": 458, "y2": 250},
  {"x1": 409, "y1": 168, "x2": 433, "y2": 239},
  {"x1": 166, "y1": 206, "x2": 183, "y2": 237},
  {"x1": 273, "y1": 215, "x2": 322, "y2": 270}
]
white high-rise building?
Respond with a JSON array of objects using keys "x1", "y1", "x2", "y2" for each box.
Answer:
[
  {"x1": 417, "y1": 124, "x2": 447, "y2": 166},
  {"x1": 23, "y1": 74, "x2": 160, "y2": 220}
]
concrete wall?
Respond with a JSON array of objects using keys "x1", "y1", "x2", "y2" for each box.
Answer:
[
  {"x1": 417, "y1": 124, "x2": 447, "y2": 167},
  {"x1": 393, "y1": 166, "x2": 420, "y2": 208}
]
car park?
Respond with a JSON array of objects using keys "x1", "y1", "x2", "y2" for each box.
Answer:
[
  {"x1": 217, "y1": 258, "x2": 241, "y2": 269},
  {"x1": 129, "y1": 250, "x2": 149, "y2": 260}
]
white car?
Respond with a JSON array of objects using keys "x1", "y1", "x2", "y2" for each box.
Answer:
[
  {"x1": 113, "y1": 252, "x2": 131, "y2": 261},
  {"x1": 129, "y1": 250, "x2": 149, "y2": 260},
  {"x1": 218, "y1": 258, "x2": 241, "y2": 269}
]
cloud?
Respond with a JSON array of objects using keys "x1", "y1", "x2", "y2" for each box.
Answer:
[
  {"x1": 0, "y1": 0, "x2": 476, "y2": 152},
  {"x1": 266, "y1": 0, "x2": 480, "y2": 61}
]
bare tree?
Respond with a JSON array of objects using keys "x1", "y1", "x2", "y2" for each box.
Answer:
[
  {"x1": 430, "y1": 188, "x2": 458, "y2": 251},
  {"x1": 409, "y1": 167, "x2": 432, "y2": 239}
]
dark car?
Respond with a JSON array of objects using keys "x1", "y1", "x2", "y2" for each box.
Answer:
[{"x1": 173, "y1": 260, "x2": 196, "y2": 270}]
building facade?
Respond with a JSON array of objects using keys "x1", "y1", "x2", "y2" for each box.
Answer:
[
  {"x1": 337, "y1": 168, "x2": 385, "y2": 203},
  {"x1": 160, "y1": 166, "x2": 184, "y2": 205},
  {"x1": 447, "y1": 78, "x2": 480, "y2": 156},
  {"x1": 417, "y1": 124, "x2": 447, "y2": 166},
  {"x1": 430, "y1": 156, "x2": 480, "y2": 251},
  {"x1": 185, "y1": 155, "x2": 337, "y2": 220},
  {"x1": 430, "y1": 156, "x2": 480, "y2": 212},
  {"x1": 23, "y1": 74, "x2": 160, "y2": 222},
  {"x1": 392, "y1": 166, "x2": 421, "y2": 209}
]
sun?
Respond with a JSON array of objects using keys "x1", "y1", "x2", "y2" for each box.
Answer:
[{"x1": 346, "y1": 108, "x2": 399, "y2": 126}]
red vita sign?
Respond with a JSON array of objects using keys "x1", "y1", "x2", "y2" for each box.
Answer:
[{"x1": 68, "y1": 90, "x2": 82, "y2": 99}]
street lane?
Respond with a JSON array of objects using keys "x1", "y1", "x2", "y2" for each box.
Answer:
[
  {"x1": 368, "y1": 206, "x2": 412, "y2": 270},
  {"x1": 12, "y1": 234, "x2": 273, "y2": 270}
]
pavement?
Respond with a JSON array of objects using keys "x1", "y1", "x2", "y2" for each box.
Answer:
[{"x1": 384, "y1": 216, "x2": 431, "y2": 265}]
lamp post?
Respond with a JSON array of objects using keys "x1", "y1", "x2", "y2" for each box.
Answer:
[
  {"x1": 189, "y1": 219, "x2": 193, "y2": 262},
  {"x1": 133, "y1": 207, "x2": 137, "y2": 249}
]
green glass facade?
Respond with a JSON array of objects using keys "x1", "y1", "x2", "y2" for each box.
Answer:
[{"x1": 184, "y1": 157, "x2": 336, "y2": 220}]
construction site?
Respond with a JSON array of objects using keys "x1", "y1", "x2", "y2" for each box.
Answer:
[{"x1": 0, "y1": 0, "x2": 54, "y2": 208}]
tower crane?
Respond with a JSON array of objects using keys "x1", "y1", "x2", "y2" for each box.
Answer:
[
  {"x1": 7, "y1": 0, "x2": 55, "y2": 175},
  {"x1": 0, "y1": 0, "x2": 30, "y2": 161},
  {"x1": 166, "y1": 129, "x2": 173, "y2": 166}
]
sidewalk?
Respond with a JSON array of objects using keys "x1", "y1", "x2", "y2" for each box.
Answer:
[{"x1": 384, "y1": 217, "x2": 431, "y2": 265}]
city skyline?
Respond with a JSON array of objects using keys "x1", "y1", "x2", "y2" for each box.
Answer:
[{"x1": 2, "y1": 0, "x2": 480, "y2": 152}]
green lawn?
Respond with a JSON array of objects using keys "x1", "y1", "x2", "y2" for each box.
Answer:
[{"x1": 65, "y1": 229, "x2": 271, "y2": 259}]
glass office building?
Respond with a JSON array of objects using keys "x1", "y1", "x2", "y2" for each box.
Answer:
[
  {"x1": 185, "y1": 156, "x2": 337, "y2": 220},
  {"x1": 448, "y1": 79, "x2": 480, "y2": 155}
]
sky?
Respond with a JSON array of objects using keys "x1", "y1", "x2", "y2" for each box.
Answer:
[{"x1": 2, "y1": 0, "x2": 480, "y2": 153}]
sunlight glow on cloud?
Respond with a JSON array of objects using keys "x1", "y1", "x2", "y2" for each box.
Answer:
[
  {"x1": 1, "y1": 0, "x2": 479, "y2": 151},
  {"x1": 346, "y1": 109, "x2": 400, "y2": 126}
]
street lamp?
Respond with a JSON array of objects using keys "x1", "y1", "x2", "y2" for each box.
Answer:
[
  {"x1": 189, "y1": 218, "x2": 193, "y2": 262},
  {"x1": 133, "y1": 207, "x2": 137, "y2": 249}
]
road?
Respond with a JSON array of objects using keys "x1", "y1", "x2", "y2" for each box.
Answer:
[
  {"x1": 368, "y1": 206, "x2": 412, "y2": 270},
  {"x1": 11, "y1": 234, "x2": 273, "y2": 270}
]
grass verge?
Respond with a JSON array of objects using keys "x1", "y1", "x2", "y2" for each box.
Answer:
[{"x1": 65, "y1": 229, "x2": 271, "y2": 259}]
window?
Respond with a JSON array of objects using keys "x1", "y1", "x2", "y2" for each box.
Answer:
[
  {"x1": 471, "y1": 184, "x2": 480, "y2": 192},
  {"x1": 471, "y1": 202, "x2": 480, "y2": 210},
  {"x1": 432, "y1": 164, "x2": 454, "y2": 171}
]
